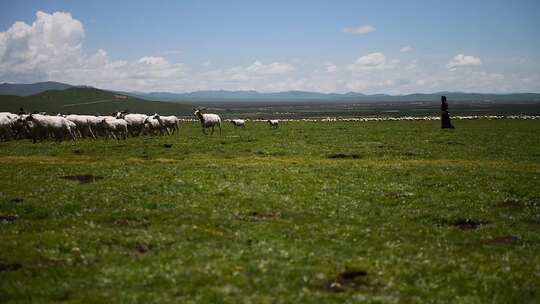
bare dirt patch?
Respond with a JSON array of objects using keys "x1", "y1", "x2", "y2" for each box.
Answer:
[
  {"x1": 134, "y1": 243, "x2": 149, "y2": 254},
  {"x1": 73, "y1": 149, "x2": 83, "y2": 154},
  {"x1": 328, "y1": 153, "x2": 361, "y2": 159},
  {"x1": 482, "y1": 235, "x2": 522, "y2": 245},
  {"x1": 450, "y1": 218, "x2": 491, "y2": 230},
  {"x1": 0, "y1": 262, "x2": 22, "y2": 272},
  {"x1": 320, "y1": 270, "x2": 370, "y2": 293},
  {"x1": 162, "y1": 144, "x2": 173, "y2": 148},
  {"x1": 237, "y1": 211, "x2": 280, "y2": 222},
  {"x1": 0, "y1": 214, "x2": 19, "y2": 222},
  {"x1": 60, "y1": 174, "x2": 103, "y2": 184}
]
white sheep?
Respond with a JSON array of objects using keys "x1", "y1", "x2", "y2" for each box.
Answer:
[
  {"x1": 25, "y1": 114, "x2": 76, "y2": 142},
  {"x1": 193, "y1": 108, "x2": 221, "y2": 135},
  {"x1": 230, "y1": 119, "x2": 246, "y2": 128},
  {"x1": 153, "y1": 114, "x2": 180, "y2": 135},
  {"x1": 98, "y1": 117, "x2": 128, "y2": 140},
  {"x1": 65, "y1": 114, "x2": 98, "y2": 139},
  {"x1": 143, "y1": 116, "x2": 167, "y2": 136},
  {"x1": 267, "y1": 119, "x2": 279, "y2": 128},
  {"x1": 0, "y1": 116, "x2": 15, "y2": 141},
  {"x1": 115, "y1": 112, "x2": 148, "y2": 136}
]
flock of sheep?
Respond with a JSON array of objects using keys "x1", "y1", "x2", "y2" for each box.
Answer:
[{"x1": 0, "y1": 108, "x2": 279, "y2": 142}]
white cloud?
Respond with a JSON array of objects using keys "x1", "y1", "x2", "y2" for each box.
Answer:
[
  {"x1": 245, "y1": 60, "x2": 295, "y2": 74},
  {"x1": 0, "y1": 11, "x2": 536, "y2": 94},
  {"x1": 347, "y1": 52, "x2": 393, "y2": 72},
  {"x1": 400, "y1": 46, "x2": 414, "y2": 52},
  {"x1": 0, "y1": 11, "x2": 187, "y2": 91},
  {"x1": 343, "y1": 25, "x2": 376, "y2": 34},
  {"x1": 324, "y1": 63, "x2": 338, "y2": 73},
  {"x1": 446, "y1": 54, "x2": 482, "y2": 70}
]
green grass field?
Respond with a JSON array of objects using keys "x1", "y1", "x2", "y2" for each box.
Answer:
[{"x1": 1, "y1": 120, "x2": 539, "y2": 303}]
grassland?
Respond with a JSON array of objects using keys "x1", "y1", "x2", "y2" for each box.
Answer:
[{"x1": 0, "y1": 119, "x2": 539, "y2": 303}]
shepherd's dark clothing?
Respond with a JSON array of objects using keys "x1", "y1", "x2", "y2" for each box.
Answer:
[{"x1": 440, "y1": 96, "x2": 454, "y2": 129}]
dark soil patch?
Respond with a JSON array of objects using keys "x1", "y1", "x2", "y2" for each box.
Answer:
[
  {"x1": 134, "y1": 244, "x2": 149, "y2": 254},
  {"x1": 73, "y1": 149, "x2": 83, "y2": 154},
  {"x1": 321, "y1": 270, "x2": 369, "y2": 293},
  {"x1": 237, "y1": 211, "x2": 280, "y2": 222},
  {"x1": 482, "y1": 235, "x2": 522, "y2": 245},
  {"x1": 140, "y1": 155, "x2": 150, "y2": 160},
  {"x1": 0, "y1": 262, "x2": 22, "y2": 272},
  {"x1": 10, "y1": 198, "x2": 24, "y2": 203},
  {"x1": 450, "y1": 218, "x2": 491, "y2": 230},
  {"x1": 328, "y1": 153, "x2": 361, "y2": 159},
  {"x1": 113, "y1": 218, "x2": 150, "y2": 228},
  {"x1": 60, "y1": 175, "x2": 103, "y2": 184},
  {"x1": 402, "y1": 151, "x2": 419, "y2": 156},
  {"x1": 0, "y1": 214, "x2": 19, "y2": 222},
  {"x1": 163, "y1": 144, "x2": 173, "y2": 148}
]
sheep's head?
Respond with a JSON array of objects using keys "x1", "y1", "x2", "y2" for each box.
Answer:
[
  {"x1": 114, "y1": 111, "x2": 126, "y2": 119},
  {"x1": 25, "y1": 114, "x2": 35, "y2": 121},
  {"x1": 193, "y1": 108, "x2": 205, "y2": 120}
]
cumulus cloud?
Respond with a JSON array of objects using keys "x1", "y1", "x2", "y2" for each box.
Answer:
[
  {"x1": 0, "y1": 11, "x2": 187, "y2": 91},
  {"x1": 0, "y1": 11, "x2": 84, "y2": 82},
  {"x1": 0, "y1": 11, "x2": 535, "y2": 94},
  {"x1": 343, "y1": 25, "x2": 376, "y2": 34},
  {"x1": 446, "y1": 54, "x2": 482, "y2": 70},
  {"x1": 347, "y1": 52, "x2": 394, "y2": 72},
  {"x1": 400, "y1": 46, "x2": 414, "y2": 52}
]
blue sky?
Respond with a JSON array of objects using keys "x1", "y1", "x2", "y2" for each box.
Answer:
[{"x1": 1, "y1": 0, "x2": 539, "y2": 93}]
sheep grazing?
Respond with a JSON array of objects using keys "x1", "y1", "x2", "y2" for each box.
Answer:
[
  {"x1": 0, "y1": 115, "x2": 15, "y2": 141},
  {"x1": 193, "y1": 108, "x2": 222, "y2": 135},
  {"x1": 115, "y1": 112, "x2": 148, "y2": 136},
  {"x1": 230, "y1": 119, "x2": 246, "y2": 128},
  {"x1": 153, "y1": 114, "x2": 180, "y2": 135},
  {"x1": 0, "y1": 112, "x2": 20, "y2": 141},
  {"x1": 267, "y1": 119, "x2": 279, "y2": 128},
  {"x1": 98, "y1": 117, "x2": 128, "y2": 140},
  {"x1": 65, "y1": 114, "x2": 98, "y2": 139},
  {"x1": 143, "y1": 116, "x2": 167, "y2": 136},
  {"x1": 25, "y1": 114, "x2": 76, "y2": 143}
]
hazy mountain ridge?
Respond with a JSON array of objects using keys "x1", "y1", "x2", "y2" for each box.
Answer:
[
  {"x1": 0, "y1": 86, "x2": 193, "y2": 115},
  {"x1": 1, "y1": 82, "x2": 539, "y2": 103},
  {"x1": 127, "y1": 90, "x2": 540, "y2": 103}
]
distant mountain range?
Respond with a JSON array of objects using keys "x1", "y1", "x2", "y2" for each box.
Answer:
[
  {"x1": 127, "y1": 90, "x2": 540, "y2": 103},
  {"x1": 0, "y1": 86, "x2": 192, "y2": 115},
  {"x1": 0, "y1": 81, "x2": 74, "y2": 96},
  {"x1": 1, "y1": 81, "x2": 540, "y2": 103}
]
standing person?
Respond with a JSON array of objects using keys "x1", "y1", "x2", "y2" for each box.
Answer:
[{"x1": 440, "y1": 96, "x2": 454, "y2": 129}]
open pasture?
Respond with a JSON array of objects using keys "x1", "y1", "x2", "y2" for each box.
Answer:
[{"x1": 1, "y1": 119, "x2": 539, "y2": 303}]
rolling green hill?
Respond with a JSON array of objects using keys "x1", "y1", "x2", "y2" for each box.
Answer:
[{"x1": 0, "y1": 87, "x2": 193, "y2": 116}]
